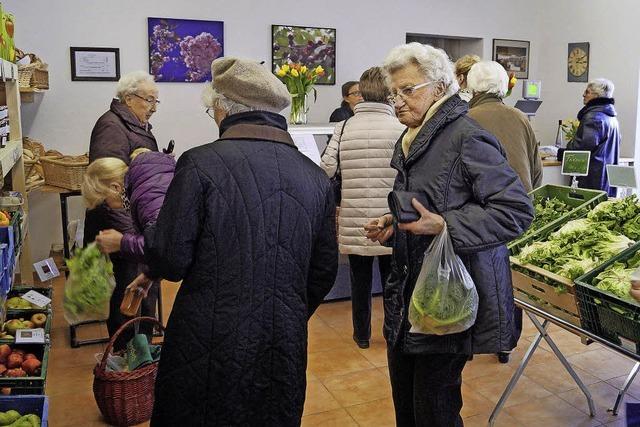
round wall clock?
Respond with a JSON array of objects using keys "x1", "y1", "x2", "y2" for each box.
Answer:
[{"x1": 568, "y1": 42, "x2": 590, "y2": 82}]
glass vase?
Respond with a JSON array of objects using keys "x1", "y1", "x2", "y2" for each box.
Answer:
[{"x1": 290, "y1": 92, "x2": 309, "y2": 125}]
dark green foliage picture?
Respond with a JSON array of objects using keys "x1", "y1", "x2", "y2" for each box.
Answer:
[{"x1": 272, "y1": 25, "x2": 336, "y2": 85}]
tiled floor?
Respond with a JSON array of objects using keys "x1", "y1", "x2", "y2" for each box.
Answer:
[{"x1": 43, "y1": 274, "x2": 639, "y2": 426}]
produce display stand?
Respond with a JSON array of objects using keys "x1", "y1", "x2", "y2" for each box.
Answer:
[{"x1": 489, "y1": 298, "x2": 640, "y2": 425}]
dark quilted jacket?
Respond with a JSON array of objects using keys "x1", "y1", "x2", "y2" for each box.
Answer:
[
  {"x1": 145, "y1": 111, "x2": 338, "y2": 426},
  {"x1": 89, "y1": 98, "x2": 158, "y2": 165},
  {"x1": 385, "y1": 95, "x2": 534, "y2": 355},
  {"x1": 558, "y1": 98, "x2": 620, "y2": 196},
  {"x1": 120, "y1": 151, "x2": 176, "y2": 260}
]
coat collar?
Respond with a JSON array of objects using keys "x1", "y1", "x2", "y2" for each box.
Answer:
[
  {"x1": 109, "y1": 98, "x2": 154, "y2": 134},
  {"x1": 391, "y1": 94, "x2": 468, "y2": 171},
  {"x1": 218, "y1": 111, "x2": 296, "y2": 148},
  {"x1": 578, "y1": 97, "x2": 616, "y2": 120},
  {"x1": 468, "y1": 92, "x2": 502, "y2": 109},
  {"x1": 353, "y1": 102, "x2": 396, "y2": 116}
]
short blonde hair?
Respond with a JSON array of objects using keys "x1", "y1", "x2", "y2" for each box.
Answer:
[
  {"x1": 455, "y1": 55, "x2": 481, "y2": 78},
  {"x1": 130, "y1": 147, "x2": 151, "y2": 161},
  {"x1": 82, "y1": 158, "x2": 128, "y2": 209}
]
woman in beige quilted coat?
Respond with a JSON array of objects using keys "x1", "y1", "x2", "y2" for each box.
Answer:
[{"x1": 321, "y1": 67, "x2": 405, "y2": 348}]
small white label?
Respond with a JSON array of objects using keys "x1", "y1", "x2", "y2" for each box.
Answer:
[
  {"x1": 20, "y1": 290, "x2": 51, "y2": 308},
  {"x1": 33, "y1": 258, "x2": 60, "y2": 282},
  {"x1": 15, "y1": 328, "x2": 45, "y2": 344}
]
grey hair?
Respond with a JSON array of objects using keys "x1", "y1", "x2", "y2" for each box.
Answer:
[
  {"x1": 383, "y1": 42, "x2": 459, "y2": 96},
  {"x1": 467, "y1": 61, "x2": 509, "y2": 98},
  {"x1": 201, "y1": 84, "x2": 253, "y2": 115},
  {"x1": 587, "y1": 78, "x2": 615, "y2": 98},
  {"x1": 116, "y1": 71, "x2": 156, "y2": 101}
]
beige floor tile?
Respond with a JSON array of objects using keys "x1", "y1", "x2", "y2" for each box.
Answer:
[
  {"x1": 355, "y1": 337, "x2": 388, "y2": 368},
  {"x1": 606, "y1": 373, "x2": 640, "y2": 400},
  {"x1": 467, "y1": 369, "x2": 553, "y2": 408},
  {"x1": 322, "y1": 367, "x2": 392, "y2": 407},
  {"x1": 568, "y1": 349, "x2": 637, "y2": 381},
  {"x1": 304, "y1": 380, "x2": 342, "y2": 416},
  {"x1": 307, "y1": 347, "x2": 374, "y2": 379},
  {"x1": 46, "y1": 363, "x2": 95, "y2": 397},
  {"x1": 463, "y1": 354, "x2": 516, "y2": 381},
  {"x1": 463, "y1": 411, "x2": 524, "y2": 427},
  {"x1": 518, "y1": 359, "x2": 601, "y2": 394},
  {"x1": 307, "y1": 318, "x2": 351, "y2": 354},
  {"x1": 558, "y1": 380, "x2": 639, "y2": 424},
  {"x1": 504, "y1": 394, "x2": 601, "y2": 427},
  {"x1": 301, "y1": 408, "x2": 358, "y2": 426},
  {"x1": 345, "y1": 397, "x2": 396, "y2": 427},
  {"x1": 461, "y1": 383, "x2": 499, "y2": 418}
]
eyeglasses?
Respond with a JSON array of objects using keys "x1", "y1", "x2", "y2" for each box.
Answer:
[
  {"x1": 347, "y1": 90, "x2": 362, "y2": 97},
  {"x1": 387, "y1": 81, "x2": 437, "y2": 104},
  {"x1": 132, "y1": 93, "x2": 160, "y2": 106},
  {"x1": 206, "y1": 108, "x2": 215, "y2": 119}
]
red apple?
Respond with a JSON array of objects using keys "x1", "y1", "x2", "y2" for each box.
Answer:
[
  {"x1": 0, "y1": 345, "x2": 11, "y2": 360},
  {"x1": 23, "y1": 353, "x2": 37, "y2": 361},
  {"x1": 6, "y1": 353, "x2": 22, "y2": 369},
  {"x1": 0, "y1": 387, "x2": 11, "y2": 395},
  {"x1": 21, "y1": 358, "x2": 40, "y2": 376}
]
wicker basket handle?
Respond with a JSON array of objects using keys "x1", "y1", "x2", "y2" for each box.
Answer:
[{"x1": 98, "y1": 316, "x2": 164, "y2": 373}]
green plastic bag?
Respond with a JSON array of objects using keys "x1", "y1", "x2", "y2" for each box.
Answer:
[{"x1": 408, "y1": 225, "x2": 479, "y2": 335}]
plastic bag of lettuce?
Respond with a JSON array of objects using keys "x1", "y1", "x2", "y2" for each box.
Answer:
[
  {"x1": 63, "y1": 242, "x2": 116, "y2": 325},
  {"x1": 409, "y1": 225, "x2": 479, "y2": 335}
]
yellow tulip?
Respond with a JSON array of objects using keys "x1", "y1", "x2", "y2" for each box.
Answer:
[
  {"x1": 300, "y1": 66, "x2": 308, "y2": 74},
  {"x1": 281, "y1": 64, "x2": 290, "y2": 73},
  {"x1": 291, "y1": 69, "x2": 299, "y2": 77},
  {"x1": 276, "y1": 68, "x2": 287, "y2": 77},
  {"x1": 314, "y1": 65, "x2": 324, "y2": 75}
]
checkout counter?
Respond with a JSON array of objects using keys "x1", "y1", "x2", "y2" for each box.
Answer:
[{"x1": 540, "y1": 155, "x2": 634, "y2": 186}]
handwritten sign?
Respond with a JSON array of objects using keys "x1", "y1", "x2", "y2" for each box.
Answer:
[{"x1": 562, "y1": 151, "x2": 590, "y2": 176}]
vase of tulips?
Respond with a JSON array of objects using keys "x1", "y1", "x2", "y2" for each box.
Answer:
[{"x1": 276, "y1": 63, "x2": 325, "y2": 124}]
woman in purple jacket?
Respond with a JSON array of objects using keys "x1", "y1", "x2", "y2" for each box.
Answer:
[{"x1": 81, "y1": 149, "x2": 176, "y2": 322}]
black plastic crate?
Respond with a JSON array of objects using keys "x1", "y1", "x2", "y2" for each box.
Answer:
[{"x1": 0, "y1": 343, "x2": 49, "y2": 395}]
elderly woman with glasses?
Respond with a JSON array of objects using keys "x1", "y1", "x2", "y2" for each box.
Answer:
[
  {"x1": 365, "y1": 43, "x2": 533, "y2": 426},
  {"x1": 557, "y1": 78, "x2": 620, "y2": 196},
  {"x1": 85, "y1": 70, "x2": 161, "y2": 349}
]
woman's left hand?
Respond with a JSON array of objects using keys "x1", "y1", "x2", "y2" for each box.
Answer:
[
  {"x1": 398, "y1": 198, "x2": 445, "y2": 235},
  {"x1": 96, "y1": 229, "x2": 123, "y2": 254}
]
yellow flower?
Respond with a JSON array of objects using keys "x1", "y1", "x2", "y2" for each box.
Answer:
[
  {"x1": 276, "y1": 68, "x2": 287, "y2": 77},
  {"x1": 281, "y1": 64, "x2": 290, "y2": 73},
  {"x1": 300, "y1": 65, "x2": 308, "y2": 74},
  {"x1": 314, "y1": 65, "x2": 324, "y2": 75},
  {"x1": 291, "y1": 68, "x2": 299, "y2": 77}
]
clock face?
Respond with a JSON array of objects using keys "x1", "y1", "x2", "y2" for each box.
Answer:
[{"x1": 568, "y1": 48, "x2": 588, "y2": 77}]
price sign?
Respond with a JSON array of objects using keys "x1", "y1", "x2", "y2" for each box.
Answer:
[
  {"x1": 606, "y1": 164, "x2": 637, "y2": 189},
  {"x1": 33, "y1": 258, "x2": 59, "y2": 282},
  {"x1": 562, "y1": 151, "x2": 590, "y2": 176},
  {"x1": 20, "y1": 290, "x2": 51, "y2": 308},
  {"x1": 15, "y1": 328, "x2": 45, "y2": 344}
]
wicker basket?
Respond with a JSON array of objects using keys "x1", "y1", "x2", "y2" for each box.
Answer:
[
  {"x1": 93, "y1": 317, "x2": 163, "y2": 427},
  {"x1": 18, "y1": 64, "x2": 49, "y2": 90},
  {"x1": 41, "y1": 155, "x2": 88, "y2": 190}
]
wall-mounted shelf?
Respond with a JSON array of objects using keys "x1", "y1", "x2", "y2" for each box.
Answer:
[{"x1": 19, "y1": 87, "x2": 46, "y2": 104}]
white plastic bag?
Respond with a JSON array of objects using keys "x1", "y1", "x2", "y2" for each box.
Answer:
[{"x1": 409, "y1": 224, "x2": 479, "y2": 335}]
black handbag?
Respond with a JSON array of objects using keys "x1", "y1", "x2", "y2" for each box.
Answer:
[
  {"x1": 326, "y1": 117, "x2": 350, "y2": 205},
  {"x1": 387, "y1": 191, "x2": 431, "y2": 223}
]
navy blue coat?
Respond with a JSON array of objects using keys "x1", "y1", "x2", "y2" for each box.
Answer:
[
  {"x1": 559, "y1": 98, "x2": 620, "y2": 196},
  {"x1": 145, "y1": 111, "x2": 338, "y2": 426},
  {"x1": 385, "y1": 95, "x2": 534, "y2": 355}
]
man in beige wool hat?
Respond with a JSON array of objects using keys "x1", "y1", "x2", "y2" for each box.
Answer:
[{"x1": 145, "y1": 57, "x2": 338, "y2": 426}]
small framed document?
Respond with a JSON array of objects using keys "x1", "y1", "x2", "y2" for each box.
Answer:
[
  {"x1": 70, "y1": 47, "x2": 120, "y2": 81},
  {"x1": 33, "y1": 258, "x2": 59, "y2": 282}
]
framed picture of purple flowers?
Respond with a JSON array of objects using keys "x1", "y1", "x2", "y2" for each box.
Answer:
[
  {"x1": 272, "y1": 25, "x2": 336, "y2": 85},
  {"x1": 148, "y1": 17, "x2": 224, "y2": 83}
]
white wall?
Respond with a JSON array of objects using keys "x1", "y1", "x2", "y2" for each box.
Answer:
[{"x1": 5, "y1": 0, "x2": 544, "y2": 261}]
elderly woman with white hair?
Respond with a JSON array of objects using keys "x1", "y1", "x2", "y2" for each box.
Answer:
[
  {"x1": 365, "y1": 43, "x2": 533, "y2": 426},
  {"x1": 558, "y1": 78, "x2": 620, "y2": 196},
  {"x1": 467, "y1": 61, "x2": 542, "y2": 192},
  {"x1": 85, "y1": 70, "x2": 160, "y2": 349}
]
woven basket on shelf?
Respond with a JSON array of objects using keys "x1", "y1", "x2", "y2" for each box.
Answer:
[
  {"x1": 93, "y1": 317, "x2": 163, "y2": 427},
  {"x1": 40, "y1": 155, "x2": 88, "y2": 190}
]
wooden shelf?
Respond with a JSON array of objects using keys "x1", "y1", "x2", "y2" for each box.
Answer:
[
  {"x1": 19, "y1": 87, "x2": 46, "y2": 104},
  {"x1": 0, "y1": 139, "x2": 22, "y2": 178}
]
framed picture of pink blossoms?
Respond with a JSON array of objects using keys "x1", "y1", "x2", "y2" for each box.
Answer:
[{"x1": 148, "y1": 17, "x2": 224, "y2": 82}]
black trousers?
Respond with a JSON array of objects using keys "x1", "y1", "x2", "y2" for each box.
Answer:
[
  {"x1": 387, "y1": 347, "x2": 468, "y2": 427},
  {"x1": 348, "y1": 254, "x2": 392, "y2": 341}
]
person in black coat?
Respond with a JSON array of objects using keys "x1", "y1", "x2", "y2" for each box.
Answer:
[
  {"x1": 84, "y1": 71, "x2": 160, "y2": 348},
  {"x1": 143, "y1": 57, "x2": 338, "y2": 426},
  {"x1": 557, "y1": 78, "x2": 620, "y2": 196},
  {"x1": 329, "y1": 80, "x2": 363, "y2": 122},
  {"x1": 367, "y1": 43, "x2": 534, "y2": 427}
]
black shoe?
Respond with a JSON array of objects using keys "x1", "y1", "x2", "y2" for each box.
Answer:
[
  {"x1": 354, "y1": 338, "x2": 370, "y2": 349},
  {"x1": 497, "y1": 352, "x2": 510, "y2": 364},
  {"x1": 467, "y1": 354, "x2": 474, "y2": 361}
]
